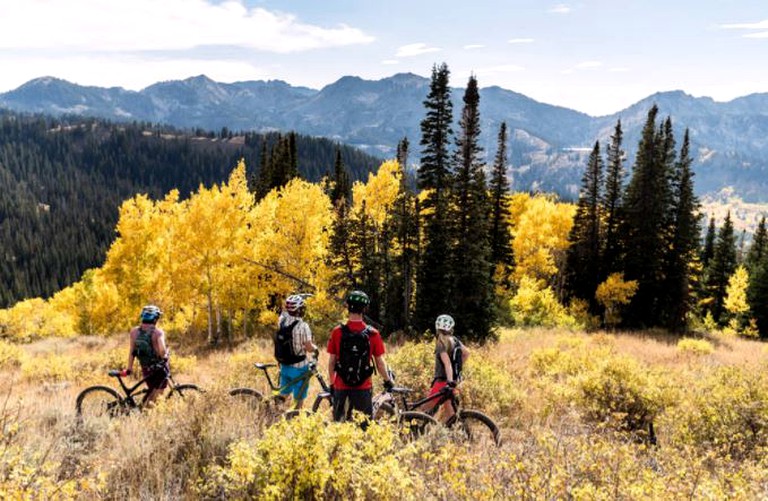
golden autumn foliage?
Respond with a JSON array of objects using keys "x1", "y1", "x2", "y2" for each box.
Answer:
[{"x1": 596, "y1": 272, "x2": 639, "y2": 328}]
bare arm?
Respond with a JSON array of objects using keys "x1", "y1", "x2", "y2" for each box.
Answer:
[
  {"x1": 374, "y1": 355, "x2": 391, "y2": 383},
  {"x1": 153, "y1": 329, "x2": 168, "y2": 359},
  {"x1": 328, "y1": 354, "x2": 337, "y2": 385},
  {"x1": 461, "y1": 345, "x2": 470, "y2": 363},
  {"x1": 127, "y1": 330, "x2": 136, "y2": 372},
  {"x1": 439, "y1": 351, "x2": 454, "y2": 382}
]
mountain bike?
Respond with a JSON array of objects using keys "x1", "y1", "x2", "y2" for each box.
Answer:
[
  {"x1": 228, "y1": 351, "x2": 332, "y2": 420},
  {"x1": 75, "y1": 362, "x2": 202, "y2": 419},
  {"x1": 374, "y1": 379, "x2": 501, "y2": 447}
]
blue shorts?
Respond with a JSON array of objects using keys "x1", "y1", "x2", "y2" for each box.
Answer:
[{"x1": 279, "y1": 364, "x2": 311, "y2": 400}]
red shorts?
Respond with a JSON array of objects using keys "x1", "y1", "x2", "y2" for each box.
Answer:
[{"x1": 427, "y1": 380, "x2": 457, "y2": 409}]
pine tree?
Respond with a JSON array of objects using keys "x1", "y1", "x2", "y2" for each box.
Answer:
[
  {"x1": 746, "y1": 215, "x2": 767, "y2": 271},
  {"x1": 330, "y1": 147, "x2": 352, "y2": 206},
  {"x1": 565, "y1": 141, "x2": 604, "y2": 310},
  {"x1": 382, "y1": 140, "x2": 419, "y2": 334},
  {"x1": 701, "y1": 216, "x2": 716, "y2": 268},
  {"x1": 662, "y1": 129, "x2": 701, "y2": 331},
  {"x1": 621, "y1": 106, "x2": 674, "y2": 327},
  {"x1": 704, "y1": 211, "x2": 737, "y2": 323},
  {"x1": 747, "y1": 249, "x2": 768, "y2": 338},
  {"x1": 601, "y1": 120, "x2": 626, "y2": 277},
  {"x1": 489, "y1": 122, "x2": 513, "y2": 271},
  {"x1": 415, "y1": 63, "x2": 454, "y2": 334},
  {"x1": 449, "y1": 75, "x2": 495, "y2": 342}
]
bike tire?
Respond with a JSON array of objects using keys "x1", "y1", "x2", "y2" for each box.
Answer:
[
  {"x1": 75, "y1": 385, "x2": 123, "y2": 419},
  {"x1": 229, "y1": 387, "x2": 264, "y2": 414},
  {"x1": 397, "y1": 411, "x2": 438, "y2": 442},
  {"x1": 452, "y1": 409, "x2": 501, "y2": 447},
  {"x1": 169, "y1": 383, "x2": 203, "y2": 399}
]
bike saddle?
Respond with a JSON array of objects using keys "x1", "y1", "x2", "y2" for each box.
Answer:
[{"x1": 254, "y1": 363, "x2": 277, "y2": 369}]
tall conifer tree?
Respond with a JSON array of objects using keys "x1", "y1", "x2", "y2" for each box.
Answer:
[
  {"x1": 489, "y1": 122, "x2": 513, "y2": 271},
  {"x1": 450, "y1": 75, "x2": 494, "y2": 341},
  {"x1": 621, "y1": 106, "x2": 674, "y2": 327},
  {"x1": 662, "y1": 129, "x2": 701, "y2": 331},
  {"x1": 704, "y1": 211, "x2": 737, "y2": 323},
  {"x1": 745, "y1": 216, "x2": 766, "y2": 271},
  {"x1": 565, "y1": 141, "x2": 604, "y2": 309},
  {"x1": 601, "y1": 120, "x2": 626, "y2": 277},
  {"x1": 701, "y1": 216, "x2": 716, "y2": 268},
  {"x1": 415, "y1": 63, "x2": 454, "y2": 333}
]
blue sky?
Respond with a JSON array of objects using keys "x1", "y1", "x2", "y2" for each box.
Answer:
[{"x1": 0, "y1": 0, "x2": 766, "y2": 116}]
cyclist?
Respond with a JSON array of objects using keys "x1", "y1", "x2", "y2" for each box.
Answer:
[
  {"x1": 275, "y1": 294, "x2": 317, "y2": 409},
  {"x1": 424, "y1": 314, "x2": 470, "y2": 421},
  {"x1": 121, "y1": 305, "x2": 170, "y2": 406},
  {"x1": 327, "y1": 290, "x2": 393, "y2": 426}
]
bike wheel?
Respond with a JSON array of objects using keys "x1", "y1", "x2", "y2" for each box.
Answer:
[
  {"x1": 229, "y1": 387, "x2": 265, "y2": 417},
  {"x1": 75, "y1": 386, "x2": 124, "y2": 419},
  {"x1": 397, "y1": 411, "x2": 438, "y2": 442},
  {"x1": 169, "y1": 383, "x2": 203, "y2": 400},
  {"x1": 451, "y1": 409, "x2": 501, "y2": 447}
]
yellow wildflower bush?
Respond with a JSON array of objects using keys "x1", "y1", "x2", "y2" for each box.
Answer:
[
  {"x1": 20, "y1": 353, "x2": 76, "y2": 383},
  {"x1": 198, "y1": 413, "x2": 422, "y2": 500},
  {"x1": 510, "y1": 276, "x2": 579, "y2": 328},
  {"x1": 676, "y1": 337, "x2": 714, "y2": 356},
  {"x1": 384, "y1": 340, "x2": 434, "y2": 395},
  {"x1": 0, "y1": 340, "x2": 24, "y2": 370},
  {"x1": 575, "y1": 355, "x2": 669, "y2": 438},
  {"x1": 666, "y1": 366, "x2": 768, "y2": 460}
]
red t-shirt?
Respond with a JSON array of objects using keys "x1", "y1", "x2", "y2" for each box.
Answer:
[{"x1": 327, "y1": 320, "x2": 385, "y2": 390}]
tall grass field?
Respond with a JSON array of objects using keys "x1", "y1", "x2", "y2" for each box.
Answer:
[{"x1": 1, "y1": 327, "x2": 767, "y2": 499}]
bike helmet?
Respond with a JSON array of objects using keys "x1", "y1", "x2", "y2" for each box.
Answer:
[
  {"x1": 140, "y1": 304, "x2": 162, "y2": 323},
  {"x1": 435, "y1": 314, "x2": 455, "y2": 332},
  {"x1": 285, "y1": 294, "x2": 306, "y2": 313},
  {"x1": 346, "y1": 290, "x2": 370, "y2": 313}
]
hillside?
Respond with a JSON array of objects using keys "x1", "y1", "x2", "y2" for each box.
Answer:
[
  {"x1": 0, "y1": 111, "x2": 380, "y2": 307},
  {"x1": 3, "y1": 74, "x2": 768, "y2": 202},
  {"x1": 1, "y1": 327, "x2": 766, "y2": 498}
]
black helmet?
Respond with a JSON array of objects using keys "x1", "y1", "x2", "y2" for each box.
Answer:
[{"x1": 346, "y1": 290, "x2": 370, "y2": 313}]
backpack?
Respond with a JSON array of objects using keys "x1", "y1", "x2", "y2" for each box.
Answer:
[
  {"x1": 449, "y1": 337, "x2": 464, "y2": 382},
  {"x1": 134, "y1": 327, "x2": 161, "y2": 367},
  {"x1": 274, "y1": 319, "x2": 306, "y2": 365},
  {"x1": 335, "y1": 324, "x2": 374, "y2": 386}
]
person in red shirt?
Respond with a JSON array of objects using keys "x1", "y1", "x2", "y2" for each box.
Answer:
[{"x1": 327, "y1": 290, "x2": 393, "y2": 424}]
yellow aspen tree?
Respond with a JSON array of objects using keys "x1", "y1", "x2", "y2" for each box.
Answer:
[
  {"x1": 351, "y1": 160, "x2": 401, "y2": 226},
  {"x1": 512, "y1": 195, "x2": 575, "y2": 284},
  {"x1": 595, "y1": 273, "x2": 639, "y2": 328}
]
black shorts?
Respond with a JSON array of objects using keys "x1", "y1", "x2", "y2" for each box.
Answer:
[
  {"x1": 332, "y1": 388, "x2": 373, "y2": 426},
  {"x1": 141, "y1": 361, "x2": 170, "y2": 390}
]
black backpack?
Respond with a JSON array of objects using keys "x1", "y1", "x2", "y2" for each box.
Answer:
[
  {"x1": 274, "y1": 319, "x2": 306, "y2": 365},
  {"x1": 335, "y1": 324, "x2": 374, "y2": 386},
  {"x1": 450, "y1": 337, "x2": 464, "y2": 382}
]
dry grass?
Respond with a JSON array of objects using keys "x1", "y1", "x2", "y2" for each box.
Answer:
[{"x1": 1, "y1": 327, "x2": 767, "y2": 499}]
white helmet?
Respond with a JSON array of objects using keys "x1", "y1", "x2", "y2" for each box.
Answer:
[
  {"x1": 284, "y1": 294, "x2": 306, "y2": 313},
  {"x1": 435, "y1": 314, "x2": 455, "y2": 332}
]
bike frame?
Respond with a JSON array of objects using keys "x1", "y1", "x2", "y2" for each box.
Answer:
[
  {"x1": 114, "y1": 371, "x2": 177, "y2": 407},
  {"x1": 390, "y1": 386, "x2": 459, "y2": 417},
  {"x1": 254, "y1": 360, "x2": 331, "y2": 400}
]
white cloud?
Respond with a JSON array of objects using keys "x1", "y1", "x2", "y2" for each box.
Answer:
[
  {"x1": 609, "y1": 67, "x2": 630, "y2": 73},
  {"x1": 395, "y1": 43, "x2": 441, "y2": 57},
  {"x1": 721, "y1": 19, "x2": 768, "y2": 30},
  {"x1": 0, "y1": 0, "x2": 374, "y2": 53},
  {"x1": 575, "y1": 61, "x2": 603, "y2": 69},
  {"x1": 744, "y1": 31, "x2": 768, "y2": 38},
  {"x1": 463, "y1": 44, "x2": 485, "y2": 50},
  {"x1": 548, "y1": 4, "x2": 572, "y2": 14},
  {"x1": 381, "y1": 59, "x2": 399, "y2": 65},
  {"x1": 508, "y1": 38, "x2": 534, "y2": 44}
]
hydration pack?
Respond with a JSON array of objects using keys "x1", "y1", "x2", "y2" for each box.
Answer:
[
  {"x1": 274, "y1": 319, "x2": 306, "y2": 365},
  {"x1": 335, "y1": 324, "x2": 374, "y2": 386},
  {"x1": 134, "y1": 327, "x2": 161, "y2": 367},
  {"x1": 450, "y1": 337, "x2": 464, "y2": 382}
]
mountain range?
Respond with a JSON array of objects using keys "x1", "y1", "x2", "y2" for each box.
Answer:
[{"x1": 2, "y1": 73, "x2": 768, "y2": 203}]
